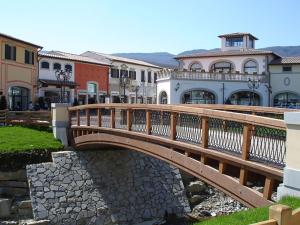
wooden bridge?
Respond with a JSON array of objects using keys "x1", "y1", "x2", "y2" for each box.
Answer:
[{"x1": 68, "y1": 104, "x2": 290, "y2": 208}]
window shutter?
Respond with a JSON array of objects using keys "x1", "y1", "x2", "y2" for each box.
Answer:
[
  {"x1": 13, "y1": 46, "x2": 16, "y2": 60},
  {"x1": 5, "y1": 44, "x2": 11, "y2": 60},
  {"x1": 31, "y1": 52, "x2": 35, "y2": 65}
]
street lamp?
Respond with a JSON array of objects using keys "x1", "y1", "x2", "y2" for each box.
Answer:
[
  {"x1": 55, "y1": 69, "x2": 72, "y2": 103},
  {"x1": 120, "y1": 70, "x2": 129, "y2": 103},
  {"x1": 247, "y1": 78, "x2": 260, "y2": 106}
]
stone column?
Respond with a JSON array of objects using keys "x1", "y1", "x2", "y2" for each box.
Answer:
[
  {"x1": 51, "y1": 103, "x2": 70, "y2": 146},
  {"x1": 278, "y1": 112, "x2": 300, "y2": 199}
]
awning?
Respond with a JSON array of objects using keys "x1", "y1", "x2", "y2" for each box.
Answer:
[{"x1": 39, "y1": 79, "x2": 78, "y2": 88}]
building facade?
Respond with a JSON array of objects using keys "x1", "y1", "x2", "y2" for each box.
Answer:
[
  {"x1": 157, "y1": 33, "x2": 280, "y2": 106},
  {"x1": 38, "y1": 51, "x2": 110, "y2": 105},
  {"x1": 269, "y1": 57, "x2": 300, "y2": 108},
  {"x1": 82, "y1": 51, "x2": 161, "y2": 104},
  {"x1": 0, "y1": 33, "x2": 42, "y2": 110}
]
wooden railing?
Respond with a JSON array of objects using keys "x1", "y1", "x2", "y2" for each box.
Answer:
[
  {"x1": 69, "y1": 104, "x2": 286, "y2": 203},
  {"x1": 251, "y1": 204, "x2": 300, "y2": 225},
  {"x1": 5, "y1": 111, "x2": 52, "y2": 126}
]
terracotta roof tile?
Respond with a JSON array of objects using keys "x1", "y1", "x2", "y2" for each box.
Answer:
[
  {"x1": 218, "y1": 32, "x2": 258, "y2": 40},
  {"x1": 270, "y1": 56, "x2": 300, "y2": 65}
]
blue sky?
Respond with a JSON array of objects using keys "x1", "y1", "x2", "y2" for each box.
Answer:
[{"x1": 1, "y1": 0, "x2": 299, "y2": 54}]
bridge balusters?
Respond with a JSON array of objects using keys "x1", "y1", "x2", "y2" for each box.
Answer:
[
  {"x1": 101, "y1": 108, "x2": 111, "y2": 128},
  {"x1": 76, "y1": 110, "x2": 80, "y2": 126},
  {"x1": 115, "y1": 109, "x2": 127, "y2": 130},
  {"x1": 249, "y1": 126, "x2": 286, "y2": 168},
  {"x1": 132, "y1": 110, "x2": 146, "y2": 133},
  {"x1": 146, "y1": 110, "x2": 151, "y2": 135},
  {"x1": 86, "y1": 109, "x2": 90, "y2": 126},
  {"x1": 201, "y1": 117, "x2": 209, "y2": 148},
  {"x1": 150, "y1": 111, "x2": 170, "y2": 137},
  {"x1": 170, "y1": 112, "x2": 177, "y2": 140},
  {"x1": 111, "y1": 108, "x2": 115, "y2": 128},
  {"x1": 263, "y1": 177, "x2": 275, "y2": 200},
  {"x1": 127, "y1": 109, "x2": 132, "y2": 131},
  {"x1": 97, "y1": 108, "x2": 102, "y2": 127},
  {"x1": 176, "y1": 114, "x2": 202, "y2": 144}
]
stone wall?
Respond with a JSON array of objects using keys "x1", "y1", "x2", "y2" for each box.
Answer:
[{"x1": 26, "y1": 150, "x2": 190, "y2": 225}]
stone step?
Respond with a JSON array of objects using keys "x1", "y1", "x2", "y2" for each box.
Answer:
[
  {"x1": 0, "y1": 170, "x2": 27, "y2": 182},
  {"x1": 18, "y1": 200, "x2": 33, "y2": 218},
  {"x1": 0, "y1": 181, "x2": 28, "y2": 188},
  {"x1": 0, "y1": 187, "x2": 28, "y2": 197}
]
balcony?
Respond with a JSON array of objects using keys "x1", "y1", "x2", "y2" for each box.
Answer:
[{"x1": 157, "y1": 70, "x2": 268, "y2": 83}]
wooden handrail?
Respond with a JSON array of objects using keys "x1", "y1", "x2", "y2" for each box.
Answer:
[{"x1": 68, "y1": 104, "x2": 286, "y2": 130}]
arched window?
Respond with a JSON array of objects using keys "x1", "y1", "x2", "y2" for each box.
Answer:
[
  {"x1": 211, "y1": 61, "x2": 234, "y2": 73},
  {"x1": 274, "y1": 92, "x2": 300, "y2": 108},
  {"x1": 41, "y1": 61, "x2": 49, "y2": 69},
  {"x1": 53, "y1": 63, "x2": 61, "y2": 71},
  {"x1": 159, "y1": 91, "x2": 168, "y2": 104},
  {"x1": 244, "y1": 60, "x2": 257, "y2": 74},
  {"x1": 190, "y1": 63, "x2": 202, "y2": 71},
  {"x1": 65, "y1": 64, "x2": 72, "y2": 72},
  {"x1": 182, "y1": 90, "x2": 215, "y2": 104},
  {"x1": 229, "y1": 91, "x2": 260, "y2": 106}
]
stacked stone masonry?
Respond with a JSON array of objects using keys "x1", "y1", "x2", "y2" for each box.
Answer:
[{"x1": 26, "y1": 150, "x2": 190, "y2": 225}]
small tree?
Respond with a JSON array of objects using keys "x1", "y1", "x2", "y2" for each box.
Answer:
[{"x1": 0, "y1": 96, "x2": 8, "y2": 110}]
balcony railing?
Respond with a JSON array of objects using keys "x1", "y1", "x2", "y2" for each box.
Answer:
[{"x1": 157, "y1": 70, "x2": 268, "y2": 82}]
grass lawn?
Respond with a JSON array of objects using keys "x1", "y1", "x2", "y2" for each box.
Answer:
[
  {"x1": 0, "y1": 126, "x2": 63, "y2": 153},
  {"x1": 194, "y1": 196, "x2": 300, "y2": 225}
]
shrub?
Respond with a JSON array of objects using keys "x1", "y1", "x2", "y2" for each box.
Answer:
[{"x1": 0, "y1": 96, "x2": 8, "y2": 110}]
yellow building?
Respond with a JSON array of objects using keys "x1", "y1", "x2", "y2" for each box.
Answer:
[{"x1": 0, "y1": 33, "x2": 42, "y2": 110}]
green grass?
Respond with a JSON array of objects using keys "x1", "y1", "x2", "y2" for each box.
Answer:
[
  {"x1": 194, "y1": 196, "x2": 300, "y2": 225},
  {"x1": 0, "y1": 126, "x2": 63, "y2": 153}
]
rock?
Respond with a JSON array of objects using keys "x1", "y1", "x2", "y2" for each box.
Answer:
[
  {"x1": 189, "y1": 195, "x2": 203, "y2": 204},
  {"x1": 0, "y1": 198, "x2": 12, "y2": 218},
  {"x1": 186, "y1": 181, "x2": 206, "y2": 194}
]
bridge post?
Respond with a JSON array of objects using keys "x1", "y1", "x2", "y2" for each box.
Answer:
[
  {"x1": 278, "y1": 112, "x2": 300, "y2": 199},
  {"x1": 51, "y1": 103, "x2": 70, "y2": 146}
]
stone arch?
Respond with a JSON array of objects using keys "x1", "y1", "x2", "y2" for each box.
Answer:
[
  {"x1": 159, "y1": 90, "x2": 168, "y2": 104},
  {"x1": 241, "y1": 58, "x2": 259, "y2": 74},
  {"x1": 209, "y1": 59, "x2": 236, "y2": 73},
  {"x1": 227, "y1": 89, "x2": 262, "y2": 106},
  {"x1": 188, "y1": 61, "x2": 203, "y2": 71},
  {"x1": 273, "y1": 91, "x2": 300, "y2": 108}
]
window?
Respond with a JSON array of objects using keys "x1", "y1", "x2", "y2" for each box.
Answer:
[
  {"x1": 53, "y1": 63, "x2": 61, "y2": 71},
  {"x1": 190, "y1": 63, "x2": 202, "y2": 71},
  {"x1": 141, "y1": 70, "x2": 145, "y2": 82},
  {"x1": 154, "y1": 73, "x2": 157, "y2": 83},
  {"x1": 229, "y1": 91, "x2": 260, "y2": 106},
  {"x1": 211, "y1": 61, "x2": 234, "y2": 73},
  {"x1": 24, "y1": 50, "x2": 34, "y2": 64},
  {"x1": 159, "y1": 91, "x2": 168, "y2": 104},
  {"x1": 111, "y1": 68, "x2": 119, "y2": 78},
  {"x1": 120, "y1": 69, "x2": 128, "y2": 78},
  {"x1": 65, "y1": 64, "x2": 72, "y2": 72},
  {"x1": 129, "y1": 71, "x2": 136, "y2": 80},
  {"x1": 5, "y1": 44, "x2": 16, "y2": 61},
  {"x1": 182, "y1": 90, "x2": 215, "y2": 104},
  {"x1": 274, "y1": 92, "x2": 300, "y2": 108},
  {"x1": 25, "y1": 50, "x2": 30, "y2": 64},
  {"x1": 283, "y1": 66, "x2": 292, "y2": 72},
  {"x1": 249, "y1": 38, "x2": 254, "y2": 48},
  {"x1": 148, "y1": 71, "x2": 152, "y2": 83},
  {"x1": 41, "y1": 61, "x2": 49, "y2": 69},
  {"x1": 225, "y1": 37, "x2": 243, "y2": 47},
  {"x1": 244, "y1": 60, "x2": 257, "y2": 74}
]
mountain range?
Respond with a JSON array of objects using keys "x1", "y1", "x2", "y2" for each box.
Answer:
[{"x1": 113, "y1": 46, "x2": 300, "y2": 68}]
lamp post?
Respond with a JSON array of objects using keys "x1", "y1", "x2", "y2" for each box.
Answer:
[
  {"x1": 55, "y1": 69, "x2": 72, "y2": 103},
  {"x1": 120, "y1": 70, "x2": 129, "y2": 103},
  {"x1": 132, "y1": 85, "x2": 140, "y2": 103},
  {"x1": 247, "y1": 78, "x2": 260, "y2": 106}
]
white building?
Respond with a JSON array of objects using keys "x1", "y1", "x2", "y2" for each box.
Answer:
[
  {"x1": 39, "y1": 52, "x2": 76, "y2": 104},
  {"x1": 82, "y1": 51, "x2": 162, "y2": 104},
  {"x1": 157, "y1": 33, "x2": 281, "y2": 106}
]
